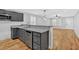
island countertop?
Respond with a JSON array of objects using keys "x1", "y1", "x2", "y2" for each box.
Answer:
[{"x1": 11, "y1": 24, "x2": 51, "y2": 33}]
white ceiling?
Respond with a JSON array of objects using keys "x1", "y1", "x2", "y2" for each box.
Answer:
[{"x1": 7, "y1": 9, "x2": 79, "y2": 18}]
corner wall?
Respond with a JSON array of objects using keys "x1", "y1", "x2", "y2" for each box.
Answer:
[
  {"x1": 74, "y1": 12, "x2": 79, "y2": 38},
  {"x1": 0, "y1": 13, "x2": 28, "y2": 40}
]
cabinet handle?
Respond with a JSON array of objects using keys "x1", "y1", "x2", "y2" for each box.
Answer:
[{"x1": 26, "y1": 31, "x2": 31, "y2": 33}]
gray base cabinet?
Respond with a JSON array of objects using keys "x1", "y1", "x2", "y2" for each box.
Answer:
[
  {"x1": 32, "y1": 32, "x2": 49, "y2": 50},
  {"x1": 18, "y1": 29, "x2": 32, "y2": 48},
  {"x1": 11, "y1": 28, "x2": 19, "y2": 39},
  {"x1": 11, "y1": 27, "x2": 49, "y2": 50}
]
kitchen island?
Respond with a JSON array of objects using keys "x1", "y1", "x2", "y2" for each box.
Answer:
[{"x1": 11, "y1": 24, "x2": 50, "y2": 50}]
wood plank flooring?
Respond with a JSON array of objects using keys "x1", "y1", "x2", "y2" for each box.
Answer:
[
  {"x1": 1, "y1": 28, "x2": 79, "y2": 50},
  {"x1": 0, "y1": 39, "x2": 31, "y2": 50},
  {"x1": 53, "y1": 28, "x2": 79, "y2": 50}
]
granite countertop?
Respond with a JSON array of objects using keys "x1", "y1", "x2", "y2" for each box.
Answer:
[{"x1": 11, "y1": 24, "x2": 51, "y2": 33}]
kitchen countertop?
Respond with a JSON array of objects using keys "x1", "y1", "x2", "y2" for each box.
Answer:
[{"x1": 11, "y1": 24, "x2": 51, "y2": 33}]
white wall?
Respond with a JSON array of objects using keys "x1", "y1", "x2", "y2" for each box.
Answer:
[
  {"x1": 35, "y1": 16, "x2": 50, "y2": 26},
  {"x1": 24, "y1": 13, "x2": 51, "y2": 26},
  {"x1": 63, "y1": 17, "x2": 74, "y2": 29},
  {"x1": 0, "y1": 12, "x2": 47, "y2": 40},
  {"x1": 0, "y1": 11, "x2": 51, "y2": 40},
  {"x1": 0, "y1": 10, "x2": 76, "y2": 49},
  {"x1": 0, "y1": 13, "x2": 29, "y2": 40},
  {"x1": 74, "y1": 12, "x2": 79, "y2": 37},
  {"x1": 0, "y1": 21, "x2": 24, "y2": 40}
]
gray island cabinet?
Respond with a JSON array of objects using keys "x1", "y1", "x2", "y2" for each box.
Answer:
[{"x1": 11, "y1": 25, "x2": 50, "y2": 50}]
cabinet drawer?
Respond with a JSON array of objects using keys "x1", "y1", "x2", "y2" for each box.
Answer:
[
  {"x1": 33, "y1": 43, "x2": 40, "y2": 50},
  {"x1": 33, "y1": 32, "x2": 40, "y2": 37},
  {"x1": 33, "y1": 36, "x2": 40, "y2": 45}
]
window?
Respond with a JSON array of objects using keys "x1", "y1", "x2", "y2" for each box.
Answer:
[
  {"x1": 52, "y1": 18, "x2": 63, "y2": 27},
  {"x1": 30, "y1": 16, "x2": 36, "y2": 25},
  {"x1": 52, "y1": 19, "x2": 57, "y2": 26}
]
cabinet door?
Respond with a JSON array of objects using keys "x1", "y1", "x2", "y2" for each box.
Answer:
[
  {"x1": 33, "y1": 43, "x2": 40, "y2": 50},
  {"x1": 18, "y1": 29, "x2": 32, "y2": 48},
  {"x1": 0, "y1": 9, "x2": 8, "y2": 20},
  {"x1": 33, "y1": 32, "x2": 40, "y2": 37},
  {"x1": 6, "y1": 11, "x2": 23, "y2": 21},
  {"x1": 24, "y1": 31, "x2": 32, "y2": 48},
  {"x1": 33, "y1": 36, "x2": 40, "y2": 45},
  {"x1": 6, "y1": 11, "x2": 18, "y2": 21},
  {"x1": 10, "y1": 12, "x2": 23, "y2": 21},
  {"x1": 17, "y1": 13, "x2": 23, "y2": 21},
  {"x1": 0, "y1": 9, "x2": 5, "y2": 14},
  {"x1": 11, "y1": 28, "x2": 18, "y2": 39},
  {"x1": 18, "y1": 29, "x2": 28, "y2": 41},
  {"x1": 41, "y1": 31, "x2": 49, "y2": 50},
  {"x1": 17, "y1": 29, "x2": 24, "y2": 40}
]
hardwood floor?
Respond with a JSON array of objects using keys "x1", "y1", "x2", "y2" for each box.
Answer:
[
  {"x1": 53, "y1": 28, "x2": 79, "y2": 50},
  {"x1": 1, "y1": 28, "x2": 79, "y2": 50},
  {"x1": 0, "y1": 39, "x2": 31, "y2": 50}
]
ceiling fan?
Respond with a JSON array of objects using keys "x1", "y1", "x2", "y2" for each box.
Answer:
[
  {"x1": 40, "y1": 9, "x2": 62, "y2": 20},
  {"x1": 41, "y1": 9, "x2": 49, "y2": 20}
]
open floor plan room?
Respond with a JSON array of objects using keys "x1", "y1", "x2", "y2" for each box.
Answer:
[{"x1": 0, "y1": 9, "x2": 79, "y2": 50}]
